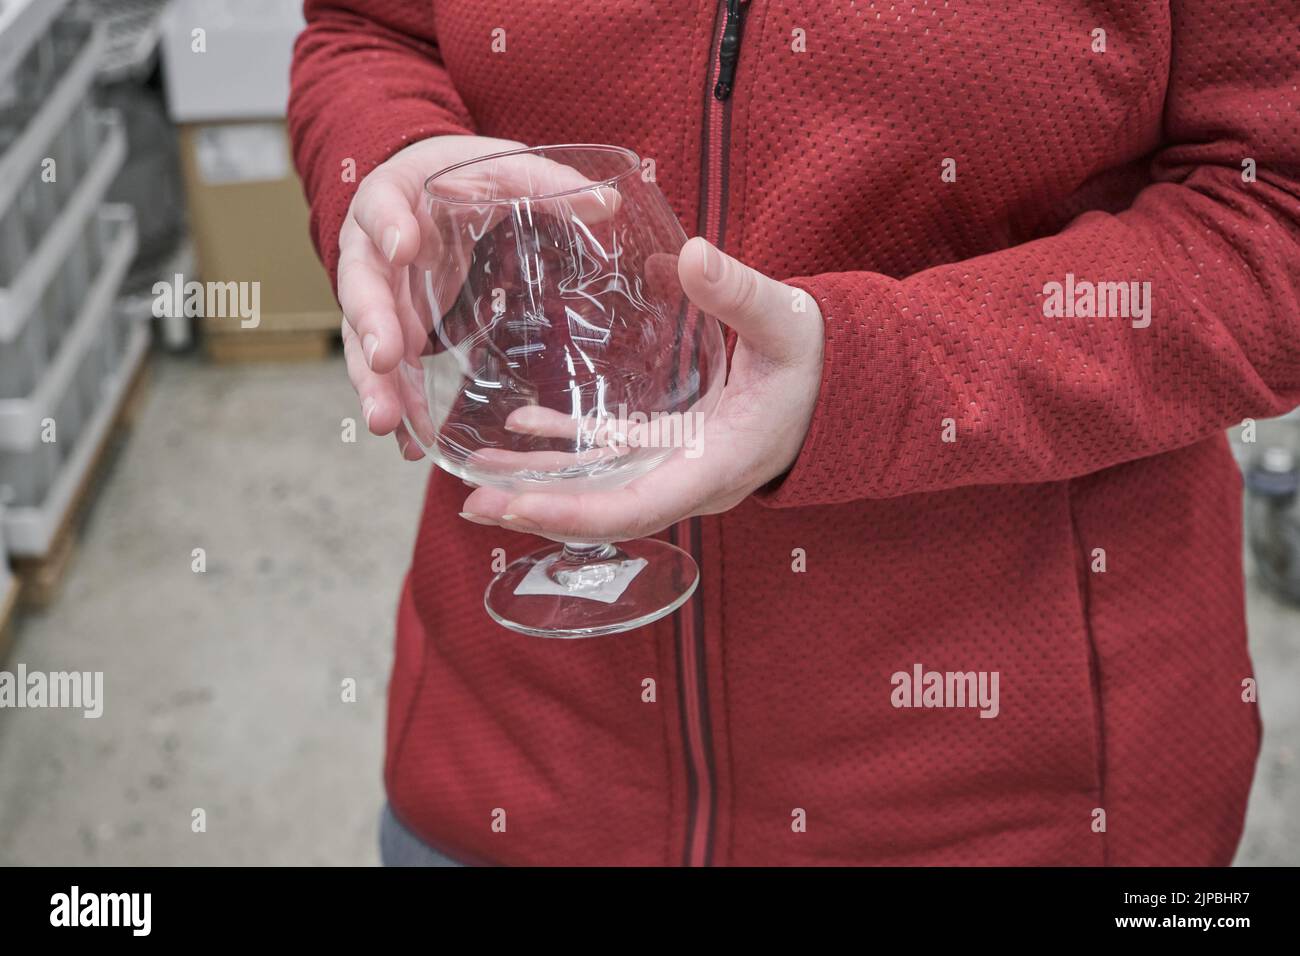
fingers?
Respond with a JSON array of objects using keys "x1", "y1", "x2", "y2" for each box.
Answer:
[
  {"x1": 503, "y1": 405, "x2": 584, "y2": 440},
  {"x1": 338, "y1": 217, "x2": 406, "y2": 374},
  {"x1": 503, "y1": 404, "x2": 648, "y2": 448},
  {"x1": 431, "y1": 150, "x2": 623, "y2": 224},
  {"x1": 460, "y1": 452, "x2": 716, "y2": 542},
  {"x1": 342, "y1": 315, "x2": 403, "y2": 437},
  {"x1": 342, "y1": 160, "x2": 432, "y2": 376},
  {"x1": 342, "y1": 316, "x2": 427, "y2": 460},
  {"x1": 466, "y1": 443, "x2": 628, "y2": 478},
  {"x1": 677, "y1": 236, "x2": 811, "y2": 362},
  {"x1": 457, "y1": 484, "x2": 514, "y2": 525},
  {"x1": 392, "y1": 357, "x2": 438, "y2": 449},
  {"x1": 392, "y1": 421, "x2": 427, "y2": 461}
]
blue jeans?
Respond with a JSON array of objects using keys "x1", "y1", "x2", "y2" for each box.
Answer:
[{"x1": 379, "y1": 805, "x2": 465, "y2": 867}]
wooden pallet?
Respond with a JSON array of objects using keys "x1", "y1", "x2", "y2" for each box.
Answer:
[
  {"x1": 9, "y1": 354, "x2": 152, "y2": 611},
  {"x1": 0, "y1": 577, "x2": 19, "y2": 664},
  {"x1": 203, "y1": 311, "x2": 341, "y2": 364}
]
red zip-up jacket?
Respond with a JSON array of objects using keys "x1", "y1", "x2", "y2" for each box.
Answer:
[{"x1": 289, "y1": 0, "x2": 1300, "y2": 865}]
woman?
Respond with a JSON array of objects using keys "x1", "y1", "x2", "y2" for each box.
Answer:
[{"x1": 288, "y1": 0, "x2": 1299, "y2": 865}]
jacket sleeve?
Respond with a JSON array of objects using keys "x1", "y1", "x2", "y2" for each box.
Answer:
[
  {"x1": 288, "y1": 0, "x2": 476, "y2": 289},
  {"x1": 758, "y1": 0, "x2": 1300, "y2": 508}
]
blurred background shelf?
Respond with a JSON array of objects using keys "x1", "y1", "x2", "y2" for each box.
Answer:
[
  {"x1": 0, "y1": 205, "x2": 138, "y2": 453},
  {"x1": 0, "y1": 5, "x2": 151, "y2": 593},
  {"x1": 0, "y1": 0, "x2": 75, "y2": 82},
  {"x1": 74, "y1": 0, "x2": 169, "y2": 83},
  {"x1": 7, "y1": 316, "x2": 148, "y2": 604},
  {"x1": 0, "y1": 108, "x2": 125, "y2": 343}
]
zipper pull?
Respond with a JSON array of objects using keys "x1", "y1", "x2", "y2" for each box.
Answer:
[{"x1": 713, "y1": 0, "x2": 746, "y2": 101}]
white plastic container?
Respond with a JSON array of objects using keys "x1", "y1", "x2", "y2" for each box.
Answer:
[
  {"x1": 52, "y1": 365, "x2": 84, "y2": 455},
  {"x1": 2, "y1": 313, "x2": 148, "y2": 557},
  {"x1": 0, "y1": 5, "x2": 148, "y2": 562},
  {"x1": 0, "y1": 304, "x2": 45, "y2": 400},
  {"x1": 0, "y1": 438, "x2": 56, "y2": 509},
  {"x1": 159, "y1": 0, "x2": 304, "y2": 121},
  {"x1": 0, "y1": 18, "x2": 110, "y2": 341},
  {"x1": 0, "y1": 106, "x2": 126, "y2": 408},
  {"x1": 0, "y1": 0, "x2": 75, "y2": 83},
  {"x1": 0, "y1": 204, "x2": 138, "y2": 449}
]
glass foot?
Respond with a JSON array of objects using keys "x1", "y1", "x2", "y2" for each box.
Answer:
[{"x1": 484, "y1": 538, "x2": 699, "y2": 638}]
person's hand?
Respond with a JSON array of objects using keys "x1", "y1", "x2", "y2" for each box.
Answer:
[
  {"x1": 459, "y1": 237, "x2": 825, "y2": 542},
  {"x1": 339, "y1": 135, "x2": 610, "y2": 457}
]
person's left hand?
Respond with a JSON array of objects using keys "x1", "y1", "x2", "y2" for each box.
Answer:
[{"x1": 458, "y1": 237, "x2": 825, "y2": 543}]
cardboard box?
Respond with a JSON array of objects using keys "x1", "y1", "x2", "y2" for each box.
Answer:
[{"x1": 176, "y1": 121, "x2": 339, "y2": 339}]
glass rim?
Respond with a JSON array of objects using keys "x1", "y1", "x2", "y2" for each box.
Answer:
[{"x1": 422, "y1": 143, "x2": 642, "y2": 206}]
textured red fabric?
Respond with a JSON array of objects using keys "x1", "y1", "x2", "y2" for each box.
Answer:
[{"x1": 289, "y1": 0, "x2": 1299, "y2": 865}]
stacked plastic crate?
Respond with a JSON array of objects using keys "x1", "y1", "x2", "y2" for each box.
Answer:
[{"x1": 0, "y1": 0, "x2": 144, "y2": 602}]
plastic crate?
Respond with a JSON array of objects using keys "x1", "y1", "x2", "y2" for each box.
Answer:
[
  {"x1": 0, "y1": 0, "x2": 76, "y2": 84},
  {"x1": 1, "y1": 310, "x2": 147, "y2": 556},
  {"x1": 0, "y1": 109, "x2": 125, "y2": 400},
  {"x1": 0, "y1": 438, "x2": 56, "y2": 509},
  {"x1": 72, "y1": 0, "x2": 167, "y2": 83},
  {"x1": 0, "y1": 5, "x2": 146, "y2": 563},
  {"x1": 0, "y1": 17, "x2": 112, "y2": 339},
  {"x1": 0, "y1": 204, "x2": 137, "y2": 451}
]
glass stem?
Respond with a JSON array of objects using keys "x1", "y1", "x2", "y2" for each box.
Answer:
[
  {"x1": 561, "y1": 542, "x2": 619, "y2": 562},
  {"x1": 547, "y1": 542, "x2": 621, "y2": 592}
]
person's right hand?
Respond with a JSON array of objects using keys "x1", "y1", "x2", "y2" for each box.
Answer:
[
  {"x1": 338, "y1": 135, "x2": 528, "y2": 459},
  {"x1": 338, "y1": 136, "x2": 624, "y2": 460}
]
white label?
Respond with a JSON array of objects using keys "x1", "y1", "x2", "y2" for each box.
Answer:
[
  {"x1": 513, "y1": 552, "x2": 647, "y2": 604},
  {"x1": 194, "y1": 123, "x2": 289, "y2": 185}
]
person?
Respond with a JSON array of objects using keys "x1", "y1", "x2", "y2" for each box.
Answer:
[{"x1": 287, "y1": 0, "x2": 1300, "y2": 866}]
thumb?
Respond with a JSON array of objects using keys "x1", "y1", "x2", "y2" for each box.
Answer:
[{"x1": 677, "y1": 237, "x2": 810, "y2": 359}]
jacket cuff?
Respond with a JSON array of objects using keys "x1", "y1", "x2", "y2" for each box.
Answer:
[{"x1": 751, "y1": 271, "x2": 908, "y2": 508}]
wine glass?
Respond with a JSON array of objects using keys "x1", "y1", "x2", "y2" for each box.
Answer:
[{"x1": 400, "y1": 144, "x2": 724, "y2": 638}]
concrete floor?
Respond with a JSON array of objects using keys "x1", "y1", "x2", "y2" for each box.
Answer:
[
  {"x1": 0, "y1": 351, "x2": 1296, "y2": 865},
  {"x1": 0, "y1": 352, "x2": 429, "y2": 865}
]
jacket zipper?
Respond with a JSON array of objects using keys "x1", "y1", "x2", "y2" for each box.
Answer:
[
  {"x1": 713, "y1": 0, "x2": 746, "y2": 100},
  {"x1": 675, "y1": 0, "x2": 748, "y2": 870}
]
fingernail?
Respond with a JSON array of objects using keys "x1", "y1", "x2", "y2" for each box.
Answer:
[
  {"x1": 500, "y1": 514, "x2": 539, "y2": 531},
  {"x1": 382, "y1": 226, "x2": 401, "y2": 262},
  {"x1": 459, "y1": 512, "x2": 498, "y2": 526},
  {"x1": 363, "y1": 333, "x2": 380, "y2": 368},
  {"x1": 361, "y1": 396, "x2": 376, "y2": 428},
  {"x1": 701, "y1": 241, "x2": 723, "y2": 283}
]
